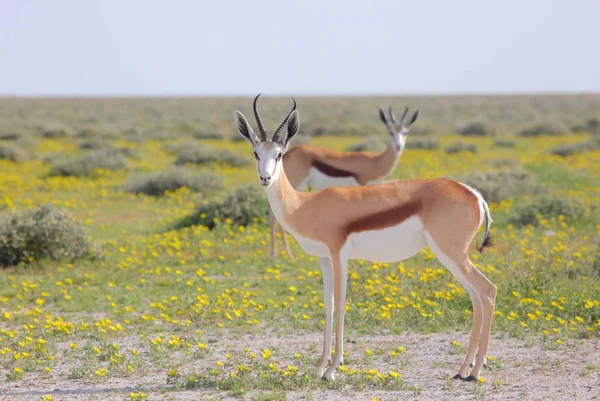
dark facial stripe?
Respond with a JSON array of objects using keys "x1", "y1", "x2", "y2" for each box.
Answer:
[
  {"x1": 345, "y1": 200, "x2": 422, "y2": 235},
  {"x1": 313, "y1": 160, "x2": 355, "y2": 178}
]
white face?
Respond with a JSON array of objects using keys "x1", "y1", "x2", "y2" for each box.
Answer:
[
  {"x1": 253, "y1": 141, "x2": 286, "y2": 188},
  {"x1": 391, "y1": 127, "x2": 409, "y2": 151}
]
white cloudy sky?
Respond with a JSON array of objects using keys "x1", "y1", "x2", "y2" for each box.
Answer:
[{"x1": 1, "y1": 0, "x2": 598, "y2": 95}]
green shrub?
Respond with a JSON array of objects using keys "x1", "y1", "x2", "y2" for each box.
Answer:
[
  {"x1": 48, "y1": 149, "x2": 128, "y2": 177},
  {"x1": 406, "y1": 139, "x2": 440, "y2": 150},
  {"x1": 460, "y1": 167, "x2": 537, "y2": 203},
  {"x1": 193, "y1": 130, "x2": 224, "y2": 140},
  {"x1": 176, "y1": 185, "x2": 268, "y2": 229},
  {"x1": 550, "y1": 138, "x2": 600, "y2": 157},
  {"x1": 124, "y1": 167, "x2": 223, "y2": 197},
  {"x1": 0, "y1": 144, "x2": 29, "y2": 163},
  {"x1": 457, "y1": 122, "x2": 496, "y2": 137},
  {"x1": 78, "y1": 138, "x2": 111, "y2": 150},
  {"x1": 0, "y1": 131, "x2": 22, "y2": 141},
  {"x1": 174, "y1": 147, "x2": 249, "y2": 167},
  {"x1": 0, "y1": 205, "x2": 93, "y2": 267},
  {"x1": 518, "y1": 122, "x2": 568, "y2": 137},
  {"x1": 445, "y1": 141, "x2": 478, "y2": 154},
  {"x1": 163, "y1": 140, "x2": 203, "y2": 154},
  {"x1": 346, "y1": 137, "x2": 388, "y2": 152},
  {"x1": 509, "y1": 195, "x2": 586, "y2": 227},
  {"x1": 493, "y1": 139, "x2": 516, "y2": 148}
]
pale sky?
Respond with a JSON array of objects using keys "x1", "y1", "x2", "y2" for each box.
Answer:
[{"x1": 1, "y1": 0, "x2": 599, "y2": 96}]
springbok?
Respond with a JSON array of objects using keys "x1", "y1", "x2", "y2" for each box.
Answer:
[
  {"x1": 270, "y1": 102, "x2": 419, "y2": 260},
  {"x1": 235, "y1": 95, "x2": 496, "y2": 381}
]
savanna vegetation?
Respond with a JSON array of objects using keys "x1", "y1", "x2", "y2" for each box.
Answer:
[{"x1": 0, "y1": 95, "x2": 599, "y2": 400}]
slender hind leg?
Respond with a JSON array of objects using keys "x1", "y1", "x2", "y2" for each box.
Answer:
[
  {"x1": 279, "y1": 225, "x2": 294, "y2": 261},
  {"x1": 315, "y1": 257, "x2": 334, "y2": 377},
  {"x1": 425, "y1": 233, "x2": 495, "y2": 380},
  {"x1": 466, "y1": 264, "x2": 496, "y2": 379},
  {"x1": 323, "y1": 246, "x2": 351, "y2": 380}
]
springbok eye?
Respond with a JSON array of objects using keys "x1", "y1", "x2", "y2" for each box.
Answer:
[
  {"x1": 253, "y1": 152, "x2": 259, "y2": 160},
  {"x1": 276, "y1": 153, "x2": 283, "y2": 161}
]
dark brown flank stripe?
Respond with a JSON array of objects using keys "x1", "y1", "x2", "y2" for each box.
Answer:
[
  {"x1": 312, "y1": 159, "x2": 355, "y2": 178},
  {"x1": 345, "y1": 201, "x2": 422, "y2": 235}
]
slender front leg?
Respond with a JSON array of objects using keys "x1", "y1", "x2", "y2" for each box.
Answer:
[
  {"x1": 268, "y1": 207, "x2": 277, "y2": 258},
  {"x1": 323, "y1": 249, "x2": 349, "y2": 380},
  {"x1": 315, "y1": 257, "x2": 334, "y2": 377},
  {"x1": 279, "y1": 224, "x2": 294, "y2": 261}
]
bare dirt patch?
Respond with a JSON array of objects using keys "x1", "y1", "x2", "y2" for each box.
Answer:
[{"x1": 2, "y1": 331, "x2": 599, "y2": 401}]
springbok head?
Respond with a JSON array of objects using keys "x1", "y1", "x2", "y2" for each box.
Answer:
[
  {"x1": 235, "y1": 94, "x2": 300, "y2": 188},
  {"x1": 378, "y1": 106, "x2": 419, "y2": 151}
]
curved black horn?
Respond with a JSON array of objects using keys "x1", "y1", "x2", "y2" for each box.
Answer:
[
  {"x1": 388, "y1": 106, "x2": 397, "y2": 125},
  {"x1": 272, "y1": 97, "x2": 297, "y2": 143},
  {"x1": 400, "y1": 107, "x2": 409, "y2": 124},
  {"x1": 253, "y1": 94, "x2": 268, "y2": 141}
]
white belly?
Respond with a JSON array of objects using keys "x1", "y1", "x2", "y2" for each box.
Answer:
[
  {"x1": 348, "y1": 216, "x2": 426, "y2": 262},
  {"x1": 305, "y1": 167, "x2": 359, "y2": 190}
]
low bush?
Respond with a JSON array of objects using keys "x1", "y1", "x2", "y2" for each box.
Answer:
[
  {"x1": 175, "y1": 185, "x2": 268, "y2": 229},
  {"x1": 48, "y1": 149, "x2": 128, "y2": 177},
  {"x1": 457, "y1": 122, "x2": 496, "y2": 137},
  {"x1": 518, "y1": 122, "x2": 568, "y2": 137},
  {"x1": 0, "y1": 144, "x2": 30, "y2": 163},
  {"x1": 493, "y1": 139, "x2": 516, "y2": 148},
  {"x1": 124, "y1": 167, "x2": 223, "y2": 197},
  {"x1": 509, "y1": 195, "x2": 586, "y2": 227},
  {"x1": 405, "y1": 139, "x2": 440, "y2": 150},
  {"x1": 550, "y1": 138, "x2": 600, "y2": 157},
  {"x1": 460, "y1": 167, "x2": 538, "y2": 203},
  {"x1": 193, "y1": 130, "x2": 224, "y2": 140},
  {"x1": 0, "y1": 205, "x2": 93, "y2": 267},
  {"x1": 174, "y1": 147, "x2": 248, "y2": 167},
  {"x1": 346, "y1": 137, "x2": 388, "y2": 152},
  {"x1": 0, "y1": 131, "x2": 22, "y2": 141},
  {"x1": 445, "y1": 141, "x2": 478, "y2": 154}
]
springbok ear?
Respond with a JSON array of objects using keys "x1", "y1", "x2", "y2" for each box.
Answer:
[
  {"x1": 235, "y1": 111, "x2": 259, "y2": 146},
  {"x1": 409, "y1": 110, "x2": 419, "y2": 125},
  {"x1": 282, "y1": 110, "x2": 300, "y2": 150},
  {"x1": 378, "y1": 108, "x2": 388, "y2": 125}
]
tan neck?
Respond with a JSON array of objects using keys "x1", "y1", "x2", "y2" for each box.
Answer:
[
  {"x1": 371, "y1": 140, "x2": 402, "y2": 181},
  {"x1": 265, "y1": 165, "x2": 309, "y2": 216}
]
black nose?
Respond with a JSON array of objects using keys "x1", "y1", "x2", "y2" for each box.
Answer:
[{"x1": 260, "y1": 175, "x2": 271, "y2": 181}]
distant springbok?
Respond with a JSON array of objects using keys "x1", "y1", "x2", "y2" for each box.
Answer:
[
  {"x1": 235, "y1": 95, "x2": 496, "y2": 381},
  {"x1": 270, "y1": 102, "x2": 419, "y2": 260}
]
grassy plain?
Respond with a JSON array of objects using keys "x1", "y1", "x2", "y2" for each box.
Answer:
[{"x1": 0, "y1": 95, "x2": 599, "y2": 400}]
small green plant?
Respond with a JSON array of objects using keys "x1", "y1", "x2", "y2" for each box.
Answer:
[
  {"x1": 457, "y1": 121, "x2": 496, "y2": 137},
  {"x1": 176, "y1": 185, "x2": 268, "y2": 229},
  {"x1": 48, "y1": 149, "x2": 128, "y2": 177},
  {"x1": 0, "y1": 204, "x2": 93, "y2": 267},
  {"x1": 174, "y1": 147, "x2": 249, "y2": 167},
  {"x1": 445, "y1": 141, "x2": 478, "y2": 154},
  {"x1": 124, "y1": 166, "x2": 222, "y2": 197}
]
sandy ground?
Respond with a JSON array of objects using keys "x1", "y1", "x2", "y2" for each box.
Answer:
[{"x1": 1, "y1": 332, "x2": 599, "y2": 401}]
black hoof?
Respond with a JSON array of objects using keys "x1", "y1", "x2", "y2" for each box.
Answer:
[
  {"x1": 339, "y1": 361, "x2": 344, "y2": 366},
  {"x1": 452, "y1": 374, "x2": 463, "y2": 380},
  {"x1": 484, "y1": 363, "x2": 488, "y2": 369},
  {"x1": 321, "y1": 376, "x2": 329, "y2": 382},
  {"x1": 463, "y1": 375, "x2": 478, "y2": 382}
]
